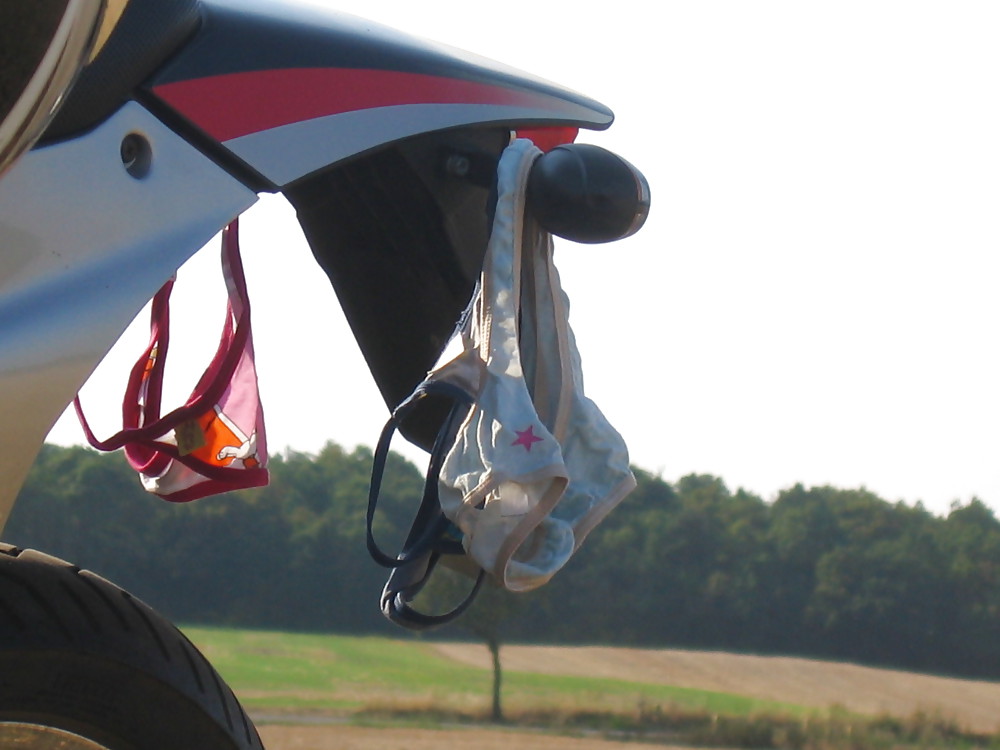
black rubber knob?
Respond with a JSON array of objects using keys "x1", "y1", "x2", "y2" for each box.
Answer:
[{"x1": 526, "y1": 144, "x2": 650, "y2": 244}]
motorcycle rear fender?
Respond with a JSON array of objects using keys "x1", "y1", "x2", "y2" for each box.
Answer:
[
  {"x1": 142, "y1": 0, "x2": 612, "y2": 188},
  {"x1": 136, "y1": 0, "x2": 615, "y2": 439}
]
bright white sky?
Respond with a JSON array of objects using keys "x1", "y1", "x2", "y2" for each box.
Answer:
[{"x1": 51, "y1": 1, "x2": 1000, "y2": 516}]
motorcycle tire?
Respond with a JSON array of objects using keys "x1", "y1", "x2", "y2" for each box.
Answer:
[{"x1": 0, "y1": 543, "x2": 263, "y2": 749}]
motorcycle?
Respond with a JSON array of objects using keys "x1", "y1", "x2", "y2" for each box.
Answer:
[{"x1": 0, "y1": 0, "x2": 649, "y2": 746}]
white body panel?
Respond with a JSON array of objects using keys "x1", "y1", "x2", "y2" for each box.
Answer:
[
  {"x1": 0, "y1": 102, "x2": 257, "y2": 527},
  {"x1": 227, "y1": 103, "x2": 611, "y2": 187}
]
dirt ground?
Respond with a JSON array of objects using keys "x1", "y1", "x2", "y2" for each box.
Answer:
[
  {"x1": 432, "y1": 643, "x2": 1000, "y2": 733},
  {"x1": 257, "y1": 723, "x2": 690, "y2": 750}
]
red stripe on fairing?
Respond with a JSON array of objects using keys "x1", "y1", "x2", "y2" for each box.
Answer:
[{"x1": 153, "y1": 68, "x2": 571, "y2": 142}]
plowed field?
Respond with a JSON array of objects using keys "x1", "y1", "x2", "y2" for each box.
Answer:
[{"x1": 432, "y1": 643, "x2": 1000, "y2": 733}]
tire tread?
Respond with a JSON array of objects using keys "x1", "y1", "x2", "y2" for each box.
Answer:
[{"x1": 0, "y1": 543, "x2": 263, "y2": 749}]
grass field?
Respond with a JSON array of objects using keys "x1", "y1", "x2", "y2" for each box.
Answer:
[{"x1": 184, "y1": 627, "x2": 1000, "y2": 749}]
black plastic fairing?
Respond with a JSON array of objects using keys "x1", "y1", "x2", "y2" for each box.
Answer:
[
  {"x1": 40, "y1": 0, "x2": 202, "y2": 143},
  {"x1": 285, "y1": 128, "x2": 509, "y2": 449}
]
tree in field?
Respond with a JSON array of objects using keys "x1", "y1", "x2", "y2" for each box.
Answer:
[{"x1": 417, "y1": 565, "x2": 526, "y2": 722}]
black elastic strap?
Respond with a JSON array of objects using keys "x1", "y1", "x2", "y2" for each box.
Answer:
[
  {"x1": 381, "y1": 555, "x2": 486, "y2": 630},
  {"x1": 365, "y1": 379, "x2": 489, "y2": 629},
  {"x1": 365, "y1": 381, "x2": 473, "y2": 568}
]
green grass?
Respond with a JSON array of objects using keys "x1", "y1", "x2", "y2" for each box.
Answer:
[
  {"x1": 182, "y1": 626, "x2": 801, "y2": 717},
  {"x1": 184, "y1": 626, "x2": 498, "y2": 711},
  {"x1": 503, "y1": 670, "x2": 802, "y2": 716}
]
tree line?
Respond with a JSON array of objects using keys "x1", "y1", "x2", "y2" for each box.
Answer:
[{"x1": 6, "y1": 443, "x2": 1000, "y2": 679}]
